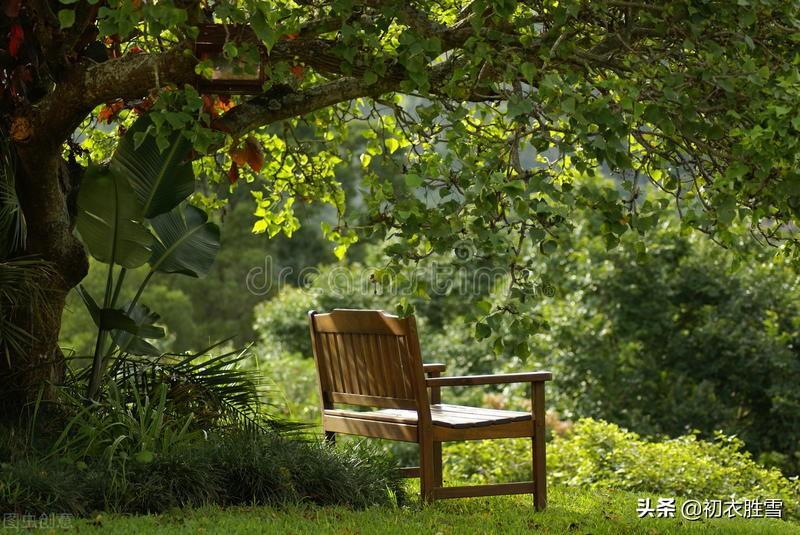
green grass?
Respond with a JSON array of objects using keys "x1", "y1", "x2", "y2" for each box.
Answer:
[{"x1": 11, "y1": 486, "x2": 798, "y2": 534}]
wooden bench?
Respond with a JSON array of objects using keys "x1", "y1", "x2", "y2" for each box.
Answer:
[{"x1": 308, "y1": 309, "x2": 552, "y2": 509}]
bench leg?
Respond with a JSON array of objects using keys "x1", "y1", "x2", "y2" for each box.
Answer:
[
  {"x1": 433, "y1": 441, "x2": 443, "y2": 487},
  {"x1": 324, "y1": 430, "x2": 336, "y2": 445},
  {"x1": 532, "y1": 382, "x2": 547, "y2": 511},
  {"x1": 420, "y1": 434, "x2": 436, "y2": 503}
]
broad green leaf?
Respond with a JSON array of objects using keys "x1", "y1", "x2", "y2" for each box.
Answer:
[
  {"x1": 149, "y1": 204, "x2": 220, "y2": 277},
  {"x1": 76, "y1": 286, "x2": 165, "y2": 340},
  {"x1": 112, "y1": 303, "x2": 164, "y2": 356},
  {"x1": 76, "y1": 165, "x2": 152, "y2": 268},
  {"x1": 111, "y1": 115, "x2": 195, "y2": 219}
]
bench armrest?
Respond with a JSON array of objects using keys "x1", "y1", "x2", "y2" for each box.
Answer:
[
  {"x1": 426, "y1": 371, "x2": 552, "y2": 387},
  {"x1": 423, "y1": 363, "x2": 447, "y2": 374}
]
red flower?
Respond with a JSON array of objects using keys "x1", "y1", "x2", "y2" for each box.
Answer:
[{"x1": 290, "y1": 64, "x2": 305, "y2": 79}]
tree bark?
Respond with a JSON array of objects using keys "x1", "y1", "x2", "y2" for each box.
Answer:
[{"x1": 0, "y1": 142, "x2": 88, "y2": 419}]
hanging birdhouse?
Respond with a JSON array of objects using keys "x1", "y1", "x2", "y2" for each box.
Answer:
[{"x1": 195, "y1": 24, "x2": 266, "y2": 94}]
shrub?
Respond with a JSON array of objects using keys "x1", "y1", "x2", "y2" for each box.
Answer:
[
  {"x1": 216, "y1": 432, "x2": 404, "y2": 508},
  {"x1": 253, "y1": 263, "x2": 386, "y2": 359},
  {"x1": 103, "y1": 443, "x2": 221, "y2": 514},
  {"x1": 529, "y1": 224, "x2": 800, "y2": 473},
  {"x1": 0, "y1": 430, "x2": 403, "y2": 516},
  {"x1": 0, "y1": 458, "x2": 90, "y2": 517},
  {"x1": 444, "y1": 418, "x2": 800, "y2": 518},
  {"x1": 253, "y1": 286, "x2": 318, "y2": 357},
  {"x1": 0, "y1": 345, "x2": 403, "y2": 516}
]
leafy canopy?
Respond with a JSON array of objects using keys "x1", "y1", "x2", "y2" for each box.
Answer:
[{"x1": 45, "y1": 0, "x2": 800, "y2": 332}]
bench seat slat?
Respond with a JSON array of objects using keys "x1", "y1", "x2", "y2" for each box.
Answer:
[{"x1": 324, "y1": 403, "x2": 532, "y2": 429}]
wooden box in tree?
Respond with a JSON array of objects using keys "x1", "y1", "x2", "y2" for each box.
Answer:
[{"x1": 195, "y1": 24, "x2": 266, "y2": 94}]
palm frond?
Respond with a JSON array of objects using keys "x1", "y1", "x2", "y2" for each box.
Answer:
[
  {"x1": 0, "y1": 132, "x2": 25, "y2": 258},
  {"x1": 99, "y1": 343, "x2": 298, "y2": 435},
  {"x1": 0, "y1": 258, "x2": 55, "y2": 363}
]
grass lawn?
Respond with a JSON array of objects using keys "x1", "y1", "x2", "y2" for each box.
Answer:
[{"x1": 13, "y1": 486, "x2": 798, "y2": 534}]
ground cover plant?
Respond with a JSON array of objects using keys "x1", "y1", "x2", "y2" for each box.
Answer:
[{"x1": 0, "y1": 424, "x2": 403, "y2": 516}]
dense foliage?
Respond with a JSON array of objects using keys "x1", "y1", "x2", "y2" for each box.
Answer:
[
  {"x1": 250, "y1": 206, "x2": 800, "y2": 475},
  {"x1": 5, "y1": 1, "x2": 800, "y2": 413},
  {"x1": 444, "y1": 419, "x2": 800, "y2": 519},
  {"x1": 0, "y1": 426, "x2": 403, "y2": 515},
  {"x1": 529, "y1": 218, "x2": 800, "y2": 472}
]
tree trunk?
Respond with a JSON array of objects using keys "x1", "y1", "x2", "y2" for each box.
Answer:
[{"x1": 0, "y1": 142, "x2": 88, "y2": 420}]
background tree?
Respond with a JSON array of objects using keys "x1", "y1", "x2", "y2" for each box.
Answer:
[{"x1": 2, "y1": 0, "x2": 800, "y2": 414}]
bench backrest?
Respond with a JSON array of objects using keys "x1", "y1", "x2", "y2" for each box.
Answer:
[{"x1": 308, "y1": 309, "x2": 429, "y2": 411}]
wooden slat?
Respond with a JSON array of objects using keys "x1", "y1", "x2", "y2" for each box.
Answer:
[
  {"x1": 427, "y1": 371, "x2": 553, "y2": 387},
  {"x1": 328, "y1": 393, "x2": 416, "y2": 409},
  {"x1": 367, "y1": 333, "x2": 390, "y2": 398},
  {"x1": 352, "y1": 334, "x2": 372, "y2": 396},
  {"x1": 398, "y1": 467, "x2": 420, "y2": 478},
  {"x1": 433, "y1": 482, "x2": 535, "y2": 499},
  {"x1": 312, "y1": 332, "x2": 330, "y2": 392},
  {"x1": 430, "y1": 408, "x2": 529, "y2": 428},
  {"x1": 337, "y1": 333, "x2": 353, "y2": 394},
  {"x1": 433, "y1": 419, "x2": 534, "y2": 441},
  {"x1": 323, "y1": 333, "x2": 345, "y2": 393},
  {"x1": 379, "y1": 334, "x2": 404, "y2": 398},
  {"x1": 344, "y1": 333, "x2": 364, "y2": 395},
  {"x1": 323, "y1": 333, "x2": 338, "y2": 392},
  {"x1": 433, "y1": 404, "x2": 531, "y2": 420},
  {"x1": 313, "y1": 309, "x2": 408, "y2": 335},
  {"x1": 397, "y1": 336, "x2": 414, "y2": 399},
  {"x1": 323, "y1": 414, "x2": 418, "y2": 442},
  {"x1": 324, "y1": 405, "x2": 531, "y2": 428},
  {"x1": 325, "y1": 407, "x2": 416, "y2": 424}
]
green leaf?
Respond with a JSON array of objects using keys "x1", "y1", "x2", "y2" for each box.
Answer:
[
  {"x1": 507, "y1": 95, "x2": 533, "y2": 118},
  {"x1": 404, "y1": 173, "x2": 423, "y2": 188},
  {"x1": 111, "y1": 303, "x2": 164, "y2": 356},
  {"x1": 540, "y1": 240, "x2": 558, "y2": 255},
  {"x1": 110, "y1": 115, "x2": 195, "y2": 219},
  {"x1": 475, "y1": 321, "x2": 491, "y2": 340},
  {"x1": 58, "y1": 9, "x2": 75, "y2": 29},
  {"x1": 363, "y1": 71, "x2": 379, "y2": 85},
  {"x1": 385, "y1": 138, "x2": 400, "y2": 154},
  {"x1": 251, "y1": 10, "x2": 278, "y2": 51},
  {"x1": 76, "y1": 287, "x2": 165, "y2": 341},
  {"x1": 520, "y1": 62, "x2": 536, "y2": 84},
  {"x1": 76, "y1": 165, "x2": 153, "y2": 268},
  {"x1": 148, "y1": 204, "x2": 221, "y2": 277}
]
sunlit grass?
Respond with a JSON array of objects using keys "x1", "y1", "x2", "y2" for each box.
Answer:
[{"x1": 23, "y1": 486, "x2": 798, "y2": 534}]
